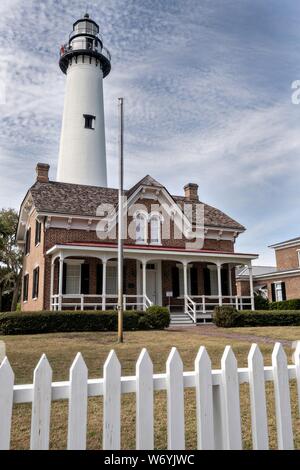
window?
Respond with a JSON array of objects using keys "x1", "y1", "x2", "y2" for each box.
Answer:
[
  {"x1": 32, "y1": 267, "x2": 39, "y2": 299},
  {"x1": 23, "y1": 274, "x2": 29, "y2": 302},
  {"x1": 273, "y1": 282, "x2": 286, "y2": 302},
  {"x1": 209, "y1": 267, "x2": 218, "y2": 295},
  {"x1": 86, "y1": 38, "x2": 93, "y2": 50},
  {"x1": 106, "y1": 265, "x2": 117, "y2": 295},
  {"x1": 25, "y1": 228, "x2": 31, "y2": 255},
  {"x1": 150, "y1": 216, "x2": 161, "y2": 244},
  {"x1": 66, "y1": 264, "x2": 81, "y2": 295},
  {"x1": 35, "y1": 220, "x2": 41, "y2": 246},
  {"x1": 83, "y1": 114, "x2": 96, "y2": 130},
  {"x1": 135, "y1": 213, "x2": 147, "y2": 244}
]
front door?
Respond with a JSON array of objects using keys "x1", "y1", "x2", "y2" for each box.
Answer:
[{"x1": 147, "y1": 269, "x2": 157, "y2": 305}]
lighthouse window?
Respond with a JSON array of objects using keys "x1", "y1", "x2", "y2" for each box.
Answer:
[{"x1": 84, "y1": 114, "x2": 96, "y2": 130}]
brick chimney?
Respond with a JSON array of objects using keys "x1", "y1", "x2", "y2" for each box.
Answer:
[
  {"x1": 184, "y1": 183, "x2": 199, "y2": 201},
  {"x1": 36, "y1": 163, "x2": 50, "y2": 183}
]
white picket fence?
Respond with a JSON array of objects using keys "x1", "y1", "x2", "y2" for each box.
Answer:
[{"x1": 0, "y1": 342, "x2": 300, "y2": 450}]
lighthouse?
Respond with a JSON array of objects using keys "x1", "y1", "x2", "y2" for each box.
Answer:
[{"x1": 57, "y1": 14, "x2": 111, "y2": 187}]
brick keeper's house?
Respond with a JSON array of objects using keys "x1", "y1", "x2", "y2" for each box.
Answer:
[
  {"x1": 16, "y1": 14, "x2": 258, "y2": 324},
  {"x1": 236, "y1": 237, "x2": 300, "y2": 303}
]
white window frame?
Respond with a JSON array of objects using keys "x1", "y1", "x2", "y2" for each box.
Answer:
[
  {"x1": 65, "y1": 260, "x2": 84, "y2": 295},
  {"x1": 106, "y1": 263, "x2": 118, "y2": 295},
  {"x1": 134, "y1": 212, "x2": 148, "y2": 245},
  {"x1": 274, "y1": 282, "x2": 283, "y2": 302},
  {"x1": 149, "y1": 213, "x2": 162, "y2": 245},
  {"x1": 208, "y1": 265, "x2": 218, "y2": 296}
]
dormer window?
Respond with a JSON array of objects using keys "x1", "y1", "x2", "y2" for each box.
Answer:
[
  {"x1": 83, "y1": 114, "x2": 96, "y2": 130},
  {"x1": 150, "y1": 214, "x2": 162, "y2": 245},
  {"x1": 135, "y1": 213, "x2": 147, "y2": 244}
]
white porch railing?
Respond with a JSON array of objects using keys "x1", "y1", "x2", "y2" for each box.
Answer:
[
  {"x1": 123, "y1": 294, "x2": 153, "y2": 311},
  {"x1": 185, "y1": 295, "x2": 197, "y2": 323},
  {"x1": 0, "y1": 342, "x2": 299, "y2": 449},
  {"x1": 184, "y1": 295, "x2": 254, "y2": 323},
  {"x1": 51, "y1": 294, "x2": 153, "y2": 312}
]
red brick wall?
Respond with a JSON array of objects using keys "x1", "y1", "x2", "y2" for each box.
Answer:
[
  {"x1": 236, "y1": 279, "x2": 251, "y2": 297},
  {"x1": 275, "y1": 245, "x2": 300, "y2": 270},
  {"x1": 44, "y1": 194, "x2": 235, "y2": 253},
  {"x1": 264, "y1": 276, "x2": 300, "y2": 301},
  {"x1": 21, "y1": 213, "x2": 45, "y2": 312}
]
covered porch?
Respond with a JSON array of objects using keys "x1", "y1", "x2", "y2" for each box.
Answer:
[{"x1": 47, "y1": 243, "x2": 258, "y2": 323}]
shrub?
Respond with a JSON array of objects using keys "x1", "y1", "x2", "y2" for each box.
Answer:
[
  {"x1": 145, "y1": 306, "x2": 170, "y2": 329},
  {"x1": 213, "y1": 306, "x2": 242, "y2": 328},
  {"x1": 0, "y1": 307, "x2": 170, "y2": 335},
  {"x1": 254, "y1": 294, "x2": 269, "y2": 311},
  {"x1": 269, "y1": 299, "x2": 300, "y2": 310},
  {"x1": 213, "y1": 306, "x2": 300, "y2": 328}
]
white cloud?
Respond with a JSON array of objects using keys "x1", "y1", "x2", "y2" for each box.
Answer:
[{"x1": 0, "y1": 0, "x2": 298, "y2": 265}]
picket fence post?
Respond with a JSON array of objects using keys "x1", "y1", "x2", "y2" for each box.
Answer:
[
  {"x1": 67, "y1": 353, "x2": 88, "y2": 450},
  {"x1": 272, "y1": 343, "x2": 294, "y2": 450},
  {"x1": 248, "y1": 344, "x2": 269, "y2": 450},
  {"x1": 221, "y1": 346, "x2": 242, "y2": 450},
  {"x1": 166, "y1": 348, "x2": 185, "y2": 450},
  {"x1": 0, "y1": 358, "x2": 14, "y2": 450},
  {"x1": 103, "y1": 350, "x2": 121, "y2": 450},
  {"x1": 30, "y1": 354, "x2": 53, "y2": 450},
  {"x1": 195, "y1": 346, "x2": 214, "y2": 450},
  {"x1": 295, "y1": 341, "x2": 300, "y2": 415},
  {"x1": 136, "y1": 349, "x2": 154, "y2": 450}
]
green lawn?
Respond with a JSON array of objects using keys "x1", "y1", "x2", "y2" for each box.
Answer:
[{"x1": 2, "y1": 326, "x2": 300, "y2": 450}]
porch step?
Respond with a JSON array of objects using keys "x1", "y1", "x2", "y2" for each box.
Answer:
[{"x1": 170, "y1": 312, "x2": 195, "y2": 326}]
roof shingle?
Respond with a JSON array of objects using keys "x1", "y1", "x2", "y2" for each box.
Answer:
[{"x1": 28, "y1": 177, "x2": 245, "y2": 231}]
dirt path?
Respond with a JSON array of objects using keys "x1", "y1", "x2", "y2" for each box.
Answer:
[{"x1": 168, "y1": 324, "x2": 293, "y2": 347}]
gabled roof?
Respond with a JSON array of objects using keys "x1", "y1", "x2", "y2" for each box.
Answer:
[
  {"x1": 236, "y1": 265, "x2": 276, "y2": 278},
  {"x1": 269, "y1": 236, "x2": 300, "y2": 249},
  {"x1": 24, "y1": 176, "x2": 245, "y2": 231},
  {"x1": 173, "y1": 196, "x2": 245, "y2": 230},
  {"x1": 126, "y1": 174, "x2": 164, "y2": 197}
]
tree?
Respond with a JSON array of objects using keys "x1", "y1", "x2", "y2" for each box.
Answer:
[{"x1": 0, "y1": 209, "x2": 22, "y2": 311}]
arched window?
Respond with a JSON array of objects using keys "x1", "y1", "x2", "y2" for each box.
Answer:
[
  {"x1": 150, "y1": 215, "x2": 161, "y2": 244},
  {"x1": 135, "y1": 213, "x2": 147, "y2": 244}
]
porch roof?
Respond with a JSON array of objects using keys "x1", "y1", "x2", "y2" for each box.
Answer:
[{"x1": 46, "y1": 242, "x2": 258, "y2": 265}]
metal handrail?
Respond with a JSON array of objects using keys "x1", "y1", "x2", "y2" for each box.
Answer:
[{"x1": 60, "y1": 42, "x2": 111, "y2": 61}]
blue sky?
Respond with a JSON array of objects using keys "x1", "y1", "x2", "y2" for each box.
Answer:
[{"x1": 0, "y1": 0, "x2": 299, "y2": 265}]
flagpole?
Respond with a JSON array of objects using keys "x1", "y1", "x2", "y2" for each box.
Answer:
[{"x1": 117, "y1": 97, "x2": 124, "y2": 343}]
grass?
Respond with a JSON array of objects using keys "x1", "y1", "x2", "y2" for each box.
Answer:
[{"x1": 1, "y1": 326, "x2": 300, "y2": 450}]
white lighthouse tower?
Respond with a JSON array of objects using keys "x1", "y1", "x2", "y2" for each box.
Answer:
[{"x1": 57, "y1": 14, "x2": 111, "y2": 187}]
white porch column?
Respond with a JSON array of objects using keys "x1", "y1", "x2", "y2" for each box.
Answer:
[
  {"x1": 58, "y1": 254, "x2": 64, "y2": 311},
  {"x1": 50, "y1": 258, "x2": 55, "y2": 311},
  {"x1": 228, "y1": 264, "x2": 233, "y2": 298},
  {"x1": 183, "y1": 261, "x2": 188, "y2": 313},
  {"x1": 217, "y1": 262, "x2": 222, "y2": 306},
  {"x1": 102, "y1": 259, "x2": 107, "y2": 311},
  {"x1": 142, "y1": 260, "x2": 147, "y2": 311},
  {"x1": 248, "y1": 263, "x2": 255, "y2": 311}
]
